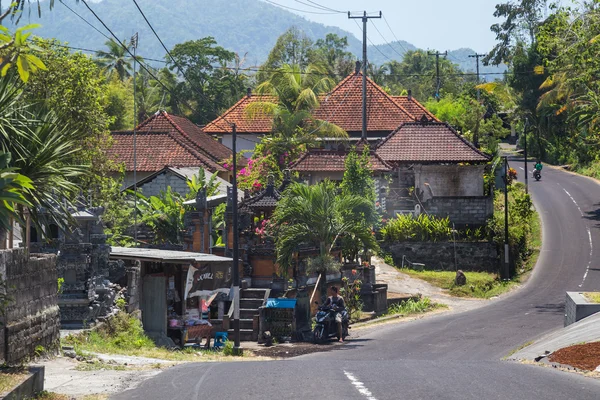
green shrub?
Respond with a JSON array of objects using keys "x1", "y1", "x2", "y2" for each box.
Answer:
[
  {"x1": 386, "y1": 297, "x2": 436, "y2": 315},
  {"x1": 222, "y1": 340, "x2": 235, "y2": 356},
  {"x1": 382, "y1": 214, "x2": 451, "y2": 242}
]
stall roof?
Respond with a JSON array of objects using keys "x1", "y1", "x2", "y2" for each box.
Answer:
[{"x1": 110, "y1": 246, "x2": 233, "y2": 263}]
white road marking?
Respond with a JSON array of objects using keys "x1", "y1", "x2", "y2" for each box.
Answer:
[
  {"x1": 560, "y1": 186, "x2": 594, "y2": 287},
  {"x1": 579, "y1": 227, "x2": 593, "y2": 288},
  {"x1": 562, "y1": 188, "x2": 584, "y2": 217},
  {"x1": 344, "y1": 371, "x2": 378, "y2": 400},
  {"x1": 519, "y1": 167, "x2": 524, "y2": 170}
]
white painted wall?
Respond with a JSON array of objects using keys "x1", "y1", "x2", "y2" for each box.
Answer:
[{"x1": 221, "y1": 134, "x2": 259, "y2": 156}]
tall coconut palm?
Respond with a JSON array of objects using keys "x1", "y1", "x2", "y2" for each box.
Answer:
[
  {"x1": 273, "y1": 181, "x2": 377, "y2": 303},
  {"x1": 95, "y1": 39, "x2": 133, "y2": 81},
  {"x1": 245, "y1": 63, "x2": 347, "y2": 144}
]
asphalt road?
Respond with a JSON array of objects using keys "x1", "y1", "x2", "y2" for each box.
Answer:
[{"x1": 114, "y1": 158, "x2": 600, "y2": 400}]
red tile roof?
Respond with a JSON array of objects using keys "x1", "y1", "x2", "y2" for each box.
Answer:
[
  {"x1": 291, "y1": 149, "x2": 392, "y2": 173},
  {"x1": 107, "y1": 111, "x2": 233, "y2": 172},
  {"x1": 376, "y1": 121, "x2": 491, "y2": 164},
  {"x1": 203, "y1": 73, "x2": 422, "y2": 136},
  {"x1": 312, "y1": 73, "x2": 415, "y2": 134},
  {"x1": 392, "y1": 96, "x2": 438, "y2": 121},
  {"x1": 203, "y1": 95, "x2": 277, "y2": 134}
]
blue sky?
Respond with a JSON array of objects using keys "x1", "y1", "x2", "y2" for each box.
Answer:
[{"x1": 267, "y1": 0, "x2": 517, "y2": 53}]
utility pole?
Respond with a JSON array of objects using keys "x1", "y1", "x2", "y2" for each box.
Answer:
[
  {"x1": 231, "y1": 123, "x2": 242, "y2": 355},
  {"x1": 523, "y1": 119, "x2": 529, "y2": 194},
  {"x1": 469, "y1": 53, "x2": 486, "y2": 148},
  {"x1": 131, "y1": 32, "x2": 139, "y2": 247},
  {"x1": 503, "y1": 156, "x2": 510, "y2": 280},
  {"x1": 428, "y1": 50, "x2": 447, "y2": 101},
  {"x1": 348, "y1": 11, "x2": 381, "y2": 140}
]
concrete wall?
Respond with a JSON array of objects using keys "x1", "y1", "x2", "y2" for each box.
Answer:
[
  {"x1": 136, "y1": 170, "x2": 191, "y2": 198},
  {"x1": 221, "y1": 134, "x2": 259, "y2": 154},
  {"x1": 415, "y1": 164, "x2": 485, "y2": 198},
  {"x1": 424, "y1": 196, "x2": 493, "y2": 226},
  {"x1": 0, "y1": 249, "x2": 60, "y2": 365},
  {"x1": 564, "y1": 292, "x2": 600, "y2": 327},
  {"x1": 383, "y1": 241, "x2": 499, "y2": 272},
  {"x1": 122, "y1": 172, "x2": 153, "y2": 189}
]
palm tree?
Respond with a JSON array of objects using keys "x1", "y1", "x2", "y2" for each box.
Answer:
[
  {"x1": 273, "y1": 181, "x2": 377, "y2": 303},
  {"x1": 245, "y1": 63, "x2": 347, "y2": 146},
  {"x1": 0, "y1": 74, "x2": 88, "y2": 232},
  {"x1": 0, "y1": 152, "x2": 33, "y2": 246},
  {"x1": 96, "y1": 39, "x2": 134, "y2": 81}
]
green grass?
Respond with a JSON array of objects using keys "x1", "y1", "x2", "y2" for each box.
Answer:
[
  {"x1": 0, "y1": 369, "x2": 28, "y2": 394},
  {"x1": 583, "y1": 292, "x2": 600, "y2": 303},
  {"x1": 402, "y1": 269, "x2": 517, "y2": 299},
  {"x1": 385, "y1": 297, "x2": 446, "y2": 316},
  {"x1": 62, "y1": 311, "x2": 250, "y2": 362},
  {"x1": 74, "y1": 362, "x2": 128, "y2": 372}
]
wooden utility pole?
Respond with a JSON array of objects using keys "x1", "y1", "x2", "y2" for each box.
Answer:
[
  {"x1": 131, "y1": 32, "x2": 139, "y2": 247},
  {"x1": 348, "y1": 11, "x2": 381, "y2": 140},
  {"x1": 428, "y1": 51, "x2": 447, "y2": 101}
]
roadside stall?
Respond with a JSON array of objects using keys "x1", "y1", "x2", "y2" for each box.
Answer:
[{"x1": 109, "y1": 247, "x2": 235, "y2": 347}]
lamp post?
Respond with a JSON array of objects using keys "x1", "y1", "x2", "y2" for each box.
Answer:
[{"x1": 231, "y1": 123, "x2": 242, "y2": 355}]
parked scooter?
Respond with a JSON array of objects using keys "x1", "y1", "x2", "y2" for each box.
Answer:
[
  {"x1": 313, "y1": 303, "x2": 349, "y2": 343},
  {"x1": 533, "y1": 169, "x2": 541, "y2": 181}
]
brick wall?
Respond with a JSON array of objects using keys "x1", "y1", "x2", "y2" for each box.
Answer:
[
  {"x1": 424, "y1": 196, "x2": 493, "y2": 227},
  {"x1": 0, "y1": 248, "x2": 60, "y2": 365},
  {"x1": 383, "y1": 241, "x2": 499, "y2": 272}
]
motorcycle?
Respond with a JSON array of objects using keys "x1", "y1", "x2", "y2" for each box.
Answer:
[
  {"x1": 533, "y1": 169, "x2": 541, "y2": 181},
  {"x1": 313, "y1": 303, "x2": 350, "y2": 343}
]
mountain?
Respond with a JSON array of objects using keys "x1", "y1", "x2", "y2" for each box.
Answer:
[{"x1": 12, "y1": 0, "x2": 505, "y2": 76}]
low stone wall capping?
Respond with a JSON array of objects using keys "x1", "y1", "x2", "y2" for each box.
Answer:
[
  {"x1": 0, "y1": 248, "x2": 60, "y2": 365},
  {"x1": 383, "y1": 241, "x2": 499, "y2": 272}
]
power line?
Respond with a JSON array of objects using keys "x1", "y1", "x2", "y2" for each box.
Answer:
[
  {"x1": 293, "y1": 0, "x2": 343, "y2": 13},
  {"x1": 58, "y1": 0, "x2": 112, "y2": 41},
  {"x1": 369, "y1": 18, "x2": 404, "y2": 60},
  {"x1": 263, "y1": 0, "x2": 341, "y2": 14},
  {"x1": 352, "y1": 18, "x2": 391, "y2": 63},
  {"x1": 381, "y1": 14, "x2": 409, "y2": 54},
  {"x1": 79, "y1": 0, "x2": 198, "y2": 116},
  {"x1": 304, "y1": 0, "x2": 344, "y2": 13},
  {"x1": 130, "y1": 0, "x2": 236, "y2": 128}
]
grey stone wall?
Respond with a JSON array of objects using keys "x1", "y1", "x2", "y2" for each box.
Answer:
[
  {"x1": 383, "y1": 241, "x2": 499, "y2": 272},
  {"x1": 0, "y1": 249, "x2": 60, "y2": 365},
  {"x1": 564, "y1": 292, "x2": 600, "y2": 327},
  {"x1": 424, "y1": 196, "x2": 493, "y2": 226},
  {"x1": 136, "y1": 170, "x2": 191, "y2": 198}
]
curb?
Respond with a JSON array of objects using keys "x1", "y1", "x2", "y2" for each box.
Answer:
[{"x1": 1, "y1": 366, "x2": 44, "y2": 400}]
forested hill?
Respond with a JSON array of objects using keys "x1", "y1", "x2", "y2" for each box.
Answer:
[{"x1": 18, "y1": 0, "x2": 504, "y2": 75}]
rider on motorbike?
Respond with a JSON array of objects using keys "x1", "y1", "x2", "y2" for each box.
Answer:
[
  {"x1": 534, "y1": 160, "x2": 543, "y2": 172},
  {"x1": 322, "y1": 286, "x2": 346, "y2": 342}
]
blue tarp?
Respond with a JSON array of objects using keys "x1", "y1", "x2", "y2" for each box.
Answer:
[{"x1": 265, "y1": 298, "x2": 297, "y2": 308}]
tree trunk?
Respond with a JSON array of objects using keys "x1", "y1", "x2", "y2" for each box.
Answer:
[{"x1": 319, "y1": 242, "x2": 327, "y2": 305}]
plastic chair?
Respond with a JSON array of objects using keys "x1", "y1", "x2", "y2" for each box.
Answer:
[{"x1": 213, "y1": 332, "x2": 228, "y2": 349}]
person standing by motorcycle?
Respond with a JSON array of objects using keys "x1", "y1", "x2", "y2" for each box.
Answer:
[{"x1": 323, "y1": 286, "x2": 346, "y2": 342}]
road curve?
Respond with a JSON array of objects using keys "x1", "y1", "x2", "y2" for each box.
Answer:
[{"x1": 114, "y1": 158, "x2": 600, "y2": 400}]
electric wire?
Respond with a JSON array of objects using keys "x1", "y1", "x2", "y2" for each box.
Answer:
[
  {"x1": 352, "y1": 19, "x2": 392, "y2": 62},
  {"x1": 58, "y1": 0, "x2": 112, "y2": 41},
  {"x1": 293, "y1": 0, "x2": 344, "y2": 13},
  {"x1": 370, "y1": 18, "x2": 405, "y2": 60},
  {"x1": 381, "y1": 14, "x2": 409, "y2": 54},
  {"x1": 263, "y1": 0, "x2": 341, "y2": 15},
  {"x1": 79, "y1": 0, "x2": 200, "y2": 116}
]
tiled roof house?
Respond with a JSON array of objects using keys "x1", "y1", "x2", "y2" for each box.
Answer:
[
  {"x1": 107, "y1": 111, "x2": 234, "y2": 187},
  {"x1": 202, "y1": 71, "x2": 438, "y2": 153}
]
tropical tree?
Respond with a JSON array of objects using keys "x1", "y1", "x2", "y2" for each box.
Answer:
[
  {"x1": 273, "y1": 181, "x2": 376, "y2": 303},
  {"x1": 0, "y1": 73, "x2": 88, "y2": 231},
  {"x1": 246, "y1": 63, "x2": 346, "y2": 146},
  {"x1": 95, "y1": 39, "x2": 134, "y2": 81},
  {"x1": 0, "y1": 152, "x2": 33, "y2": 233}
]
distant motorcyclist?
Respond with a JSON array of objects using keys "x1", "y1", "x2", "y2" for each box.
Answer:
[
  {"x1": 323, "y1": 286, "x2": 346, "y2": 342},
  {"x1": 534, "y1": 160, "x2": 543, "y2": 172}
]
